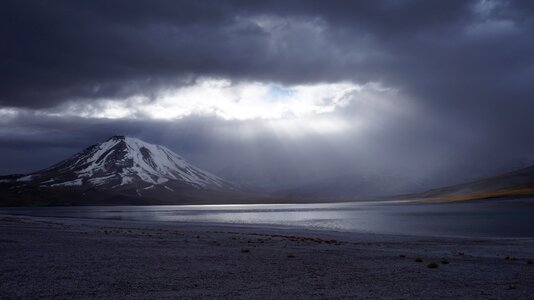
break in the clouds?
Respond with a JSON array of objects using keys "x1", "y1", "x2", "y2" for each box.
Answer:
[
  {"x1": 1, "y1": 0, "x2": 534, "y2": 194},
  {"x1": 50, "y1": 79, "x2": 367, "y2": 121}
]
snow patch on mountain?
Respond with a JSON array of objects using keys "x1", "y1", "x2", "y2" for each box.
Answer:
[
  {"x1": 51, "y1": 179, "x2": 83, "y2": 187},
  {"x1": 17, "y1": 175, "x2": 34, "y2": 182},
  {"x1": 87, "y1": 175, "x2": 115, "y2": 186}
]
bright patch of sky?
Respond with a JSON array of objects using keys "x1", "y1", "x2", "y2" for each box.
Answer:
[
  {"x1": 0, "y1": 78, "x2": 397, "y2": 136},
  {"x1": 51, "y1": 78, "x2": 367, "y2": 121}
]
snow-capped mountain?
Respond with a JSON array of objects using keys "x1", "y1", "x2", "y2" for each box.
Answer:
[
  {"x1": 0, "y1": 136, "x2": 241, "y2": 205},
  {"x1": 37, "y1": 135, "x2": 229, "y2": 190}
]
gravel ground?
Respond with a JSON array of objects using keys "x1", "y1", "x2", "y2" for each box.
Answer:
[{"x1": 1, "y1": 215, "x2": 533, "y2": 299}]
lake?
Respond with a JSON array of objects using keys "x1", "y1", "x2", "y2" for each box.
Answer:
[{"x1": 2, "y1": 199, "x2": 534, "y2": 238}]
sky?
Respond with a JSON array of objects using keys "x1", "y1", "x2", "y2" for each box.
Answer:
[{"x1": 2, "y1": 0, "x2": 534, "y2": 194}]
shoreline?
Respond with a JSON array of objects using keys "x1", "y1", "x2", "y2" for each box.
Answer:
[
  {"x1": 2, "y1": 198, "x2": 534, "y2": 239},
  {"x1": 1, "y1": 215, "x2": 534, "y2": 298}
]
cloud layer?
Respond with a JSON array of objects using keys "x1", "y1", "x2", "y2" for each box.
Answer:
[{"x1": 2, "y1": 0, "x2": 534, "y2": 193}]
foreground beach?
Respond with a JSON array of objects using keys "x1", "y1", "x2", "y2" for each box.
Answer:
[{"x1": 1, "y1": 215, "x2": 533, "y2": 299}]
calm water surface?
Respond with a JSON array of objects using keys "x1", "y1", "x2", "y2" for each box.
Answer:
[{"x1": 2, "y1": 199, "x2": 534, "y2": 237}]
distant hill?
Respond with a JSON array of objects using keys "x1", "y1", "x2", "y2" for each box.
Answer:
[{"x1": 403, "y1": 165, "x2": 534, "y2": 202}]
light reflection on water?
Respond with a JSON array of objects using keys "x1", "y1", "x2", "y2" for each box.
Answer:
[{"x1": 2, "y1": 200, "x2": 534, "y2": 237}]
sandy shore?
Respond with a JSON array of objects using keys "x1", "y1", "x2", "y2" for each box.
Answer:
[{"x1": 1, "y1": 215, "x2": 533, "y2": 299}]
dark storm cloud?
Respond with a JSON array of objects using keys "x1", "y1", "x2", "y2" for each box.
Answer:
[{"x1": 3, "y1": 0, "x2": 533, "y2": 109}]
